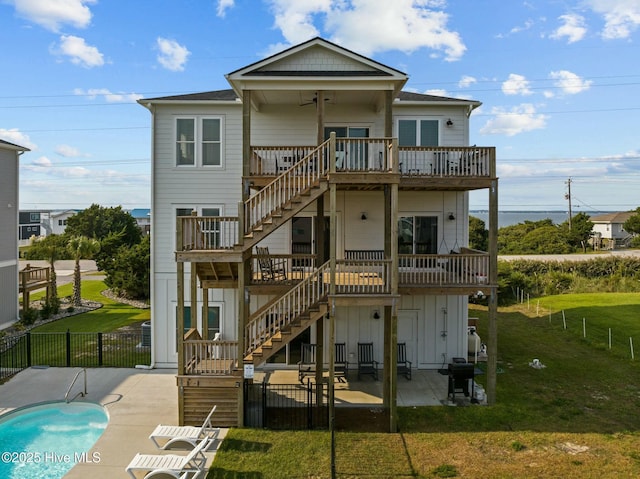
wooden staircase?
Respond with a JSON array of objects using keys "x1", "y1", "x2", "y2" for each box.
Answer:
[
  {"x1": 244, "y1": 261, "x2": 331, "y2": 365},
  {"x1": 240, "y1": 140, "x2": 330, "y2": 252},
  {"x1": 241, "y1": 181, "x2": 328, "y2": 252}
]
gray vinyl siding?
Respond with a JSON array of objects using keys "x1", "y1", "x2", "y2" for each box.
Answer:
[
  {"x1": 0, "y1": 264, "x2": 19, "y2": 325},
  {"x1": 0, "y1": 147, "x2": 19, "y2": 325},
  {"x1": 0, "y1": 148, "x2": 18, "y2": 262}
]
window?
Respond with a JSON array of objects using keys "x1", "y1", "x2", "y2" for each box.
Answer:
[
  {"x1": 175, "y1": 117, "x2": 223, "y2": 167},
  {"x1": 398, "y1": 119, "x2": 439, "y2": 147},
  {"x1": 398, "y1": 216, "x2": 438, "y2": 254},
  {"x1": 176, "y1": 119, "x2": 195, "y2": 165},
  {"x1": 176, "y1": 305, "x2": 222, "y2": 350}
]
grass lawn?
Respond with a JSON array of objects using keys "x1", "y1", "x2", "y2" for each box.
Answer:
[
  {"x1": 207, "y1": 293, "x2": 640, "y2": 479},
  {"x1": 31, "y1": 280, "x2": 149, "y2": 333}
]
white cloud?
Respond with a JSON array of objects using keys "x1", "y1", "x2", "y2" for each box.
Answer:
[
  {"x1": 23, "y1": 156, "x2": 91, "y2": 177},
  {"x1": 265, "y1": 0, "x2": 466, "y2": 61},
  {"x1": 549, "y1": 70, "x2": 592, "y2": 94},
  {"x1": 458, "y1": 75, "x2": 477, "y2": 88},
  {"x1": 586, "y1": 0, "x2": 640, "y2": 39},
  {"x1": 217, "y1": 0, "x2": 235, "y2": 17},
  {"x1": 73, "y1": 88, "x2": 142, "y2": 103},
  {"x1": 55, "y1": 144, "x2": 90, "y2": 157},
  {"x1": 550, "y1": 14, "x2": 587, "y2": 43},
  {"x1": 425, "y1": 88, "x2": 448, "y2": 96},
  {"x1": 156, "y1": 37, "x2": 190, "y2": 71},
  {"x1": 502, "y1": 74, "x2": 533, "y2": 96},
  {"x1": 55, "y1": 35, "x2": 104, "y2": 67},
  {"x1": 0, "y1": 128, "x2": 37, "y2": 150},
  {"x1": 480, "y1": 104, "x2": 548, "y2": 136},
  {"x1": 10, "y1": 0, "x2": 95, "y2": 32}
]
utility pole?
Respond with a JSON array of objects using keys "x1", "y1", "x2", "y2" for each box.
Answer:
[{"x1": 565, "y1": 178, "x2": 572, "y2": 229}]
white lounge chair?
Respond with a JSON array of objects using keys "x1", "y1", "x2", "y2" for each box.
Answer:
[
  {"x1": 144, "y1": 469, "x2": 200, "y2": 479},
  {"x1": 125, "y1": 436, "x2": 211, "y2": 479},
  {"x1": 149, "y1": 405, "x2": 218, "y2": 450}
]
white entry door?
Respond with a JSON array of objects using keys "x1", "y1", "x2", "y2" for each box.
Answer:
[{"x1": 398, "y1": 310, "x2": 418, "y2": 367}]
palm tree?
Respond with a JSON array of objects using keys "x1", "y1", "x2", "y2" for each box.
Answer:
[{"x1": 67, "y1": 236, "x2": 100, "y2": 307}]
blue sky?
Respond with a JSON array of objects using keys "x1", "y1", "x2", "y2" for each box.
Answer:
[{"x1": 1, "y1": 0, "x2": 639, "y2": 213}]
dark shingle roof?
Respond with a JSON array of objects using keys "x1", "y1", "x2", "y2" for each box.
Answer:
[
  {"x1": 397, "y1": 91, "x2": 476, "y2": 103},
  {"x1": 142, "y1": 89, "x2": 239, "y2": 102},
  {"x1": 142, "y1": 88, "x2": 477, "y2": 105}
]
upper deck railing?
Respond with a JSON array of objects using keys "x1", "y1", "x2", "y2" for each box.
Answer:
[{"x1": 250, "y1": 142, "x2": 494, "y2": 178}]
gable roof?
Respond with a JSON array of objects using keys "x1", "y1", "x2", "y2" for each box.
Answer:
[
  {"x1": 139, "y1": 37, "x2": 480, "y2": 110},
  {"x1": 227, "y1": 37, "x2": 407, "y2": 79},
  {"x1": 590, "y1": 211, "x2": 635, "y2": 224}
]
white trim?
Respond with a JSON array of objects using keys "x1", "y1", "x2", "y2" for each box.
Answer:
[
  {"x1": 174, "y1": 115, "x2": 225, "y2": 169},
  {"x1": 0, "y1": 259, "x2": 18, "y2": 268}
]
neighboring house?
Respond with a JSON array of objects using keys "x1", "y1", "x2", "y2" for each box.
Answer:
[
  {"x1": 18, "y1": 210, "x2": 42, "y2": 242},
  {"x1": 130, "y1": 208, "x2": 151, "y2": 235},
  {"x1": 139, "y1": 37, "x2": 498, "y2": 429},
  {"x1": 591, "y1": 211, "x2": 635, "y2": 248},
  {"x1": 50, "y1": 209, "x2": 78, "y2": 235},
  {"x1": 0, "y1": 139, "x2": 29, "y2": 327}
]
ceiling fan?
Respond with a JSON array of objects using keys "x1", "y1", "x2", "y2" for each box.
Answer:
[{"x1": 299, "y1": 92, "x2": 331, "y2": 107}]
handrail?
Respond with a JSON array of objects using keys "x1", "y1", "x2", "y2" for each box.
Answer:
[{"x1": 65, "y1": 368, "x2": 87, "y2": 403}]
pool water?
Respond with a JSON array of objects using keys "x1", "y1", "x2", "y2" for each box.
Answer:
[{"x1": 0, "y1": 402, "x2": 108, "y2": 479}]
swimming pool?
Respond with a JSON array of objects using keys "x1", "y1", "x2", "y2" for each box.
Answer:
[{"x1": 0, "y1": 401, "x2": 108, "y2": 479}]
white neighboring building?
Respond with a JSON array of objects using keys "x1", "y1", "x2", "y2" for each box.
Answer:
[
  {"x1": 591, "y1": 212, "x2": 635, "y2": 248},
  {"x1": 50, "y1": 210, "x2": 78, "y2": 235},
  {"x1": 139, "y1": 37, "x2": 498, "y2": 428}
]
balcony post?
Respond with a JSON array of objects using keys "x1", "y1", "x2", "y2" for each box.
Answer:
[
  {"x1": 329, "y1": 131, "x2": 336, "y2": 174},
  {"x1": 487, "y1": 177, "x2": 499, "y2": 405},
  {"x1": 242, "y1": 90, "x2": 252, "y2": 202}
]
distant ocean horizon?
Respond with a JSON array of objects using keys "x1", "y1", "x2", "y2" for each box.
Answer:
[{"x1": 470, "y1": 210, "x2": 612, "y2": 228}]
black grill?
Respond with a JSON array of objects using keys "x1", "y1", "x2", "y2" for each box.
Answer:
[{"x1": 447, "y1": 359, "x2": 474, "y2": 401}]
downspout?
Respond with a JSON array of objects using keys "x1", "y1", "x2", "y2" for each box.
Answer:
[{"x1": 144, "y1": 102, "x2": 157, "y2": 369}]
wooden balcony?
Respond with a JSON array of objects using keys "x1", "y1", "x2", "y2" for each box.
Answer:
[
  {"x1": 399, "y1": 252, "x2": 491, "y2": 294},
  {"x1": 184, "y1": 337, "x2": 240, "y2": 376},
  {"x1": 247, "y1": 142, "x2": 495, "y2": 190}
]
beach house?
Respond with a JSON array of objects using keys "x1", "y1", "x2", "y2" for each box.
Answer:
[{"x1": 139, "y1": 37, "x2": 498, "y2": 429}]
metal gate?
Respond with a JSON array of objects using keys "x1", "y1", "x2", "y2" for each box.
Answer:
[{"x1": 244, "y1": 380, "x2": 328, "y2": 430}]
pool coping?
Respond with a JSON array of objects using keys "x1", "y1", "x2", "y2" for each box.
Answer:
[{"x1": 0, "y1": 367, "x2": 225, "y2": 479}]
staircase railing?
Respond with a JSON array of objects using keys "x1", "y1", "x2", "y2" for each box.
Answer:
[
  {"x1": 245, "y1": 261, "x2": 330, "y2": 357},
  {"x1": 244, "y1": 140, "x2": 330, "y2": 235}
]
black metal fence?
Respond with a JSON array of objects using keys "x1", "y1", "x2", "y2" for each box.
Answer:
[
  {"x1": 244, "y1": 380, "x2": 328, "y2": 430},
  {"x1": 0, "y1": 331, "x2": 151, "y2": 380}
]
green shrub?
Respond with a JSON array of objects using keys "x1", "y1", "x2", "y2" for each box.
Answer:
[{"x1": 21, "y1": 308, "x2": 39, "y2": 326}]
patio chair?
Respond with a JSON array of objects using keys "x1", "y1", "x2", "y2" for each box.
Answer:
[
  {"x1": 335, "y1": 342, "x2": 349, "y2": 382},
  {"x1": 255, "y1": 246, "x2": 287, "y2": 282},
  {"x1": 357, "y1": 342, "x2": 379, "y2": 381},
  {"x1": 126, "y1": 436, "x2": 211, "y2": 479},
  {"x1": 149, "y1": 405, "x2": 218, "y2": 450},
  {"x1": 397, "y1": 342, "x2": 412, "y2": 380},
  {"x1": 298, "y1": 343, "x2": 316, "y2": 382}
]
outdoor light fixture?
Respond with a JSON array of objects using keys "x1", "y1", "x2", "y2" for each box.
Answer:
[
  {"x1": 446, "y1": 118, "x2": 453, "y2": 127},
  {"x1": 373, "y1": 310, "x2": 380, "y2": 319},
  {"x1": 448, "y1": 213, "x2": 456, "y2": 221},
  {"x1": 361, "y1": 212, "x2": 368, "y2": 221}
]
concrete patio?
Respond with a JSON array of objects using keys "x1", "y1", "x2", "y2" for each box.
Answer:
[{"x1": 0, "y1": 366, "x2": 484, "y2": 477}]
